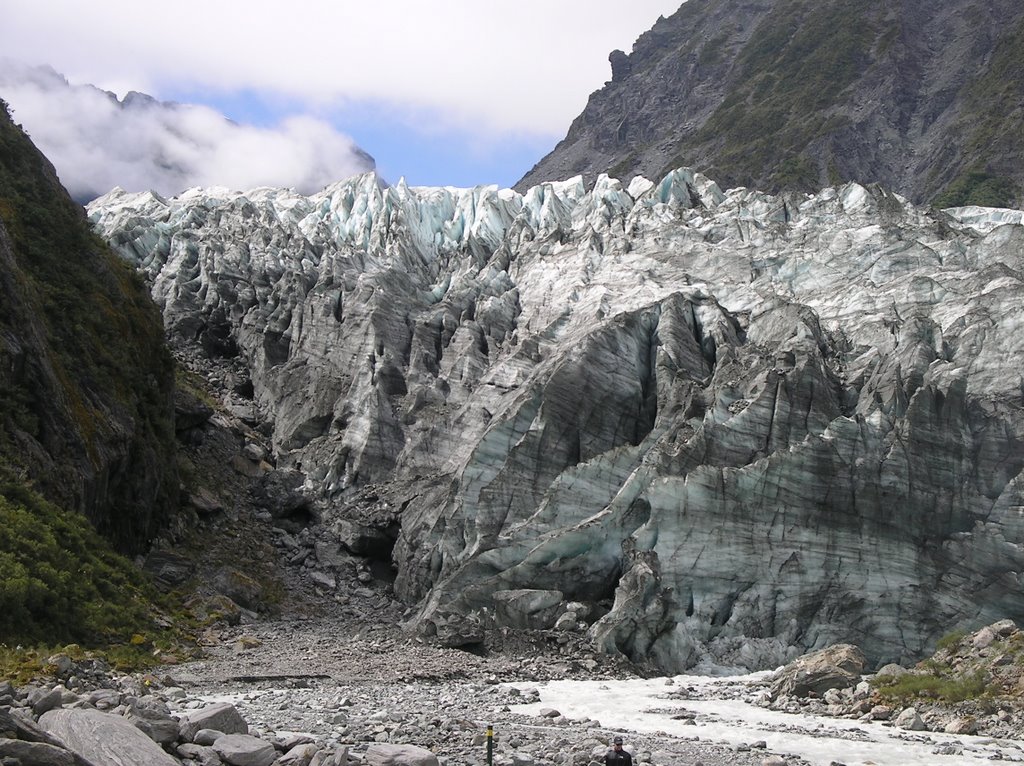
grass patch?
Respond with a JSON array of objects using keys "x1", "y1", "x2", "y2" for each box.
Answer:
[
  {"x1": 176, "y1": 367, "x2": 219, "y2": 409},
  {"x1": 875, "y1": 670, "x2": 991, "y2": 704},
  {"x1": 936, "y1": 629, "x2": 968, "y2": 652}
]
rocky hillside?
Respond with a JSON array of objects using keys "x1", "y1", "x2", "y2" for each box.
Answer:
[
  {"x1": 0, "y1": 101, "x2": 177, "y2": 553},
  {"x1": 518, "y1": 0, "x2": 1024, "y2": 208},
  {"x1": 89, "y1": 168, "x2": 1024, "y2": 674}
]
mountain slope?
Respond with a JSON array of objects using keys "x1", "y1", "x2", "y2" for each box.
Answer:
[
  {"x1": 90, "y1": 170, "x2": 1024, "y2": 671},
  {"x1": 0, "y1": 100, "x2": 176, "y2": 554},
  {"x1": 517, "y1": 0, "x2": 1024, "y2": 208}
]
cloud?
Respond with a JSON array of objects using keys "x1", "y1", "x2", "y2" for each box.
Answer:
[
  {"x1": 0, "y1": 62, "x2": 374, "y2": 202},
  {"x1": 0, "y1": 1, "x2": 684, "y2": 136}
]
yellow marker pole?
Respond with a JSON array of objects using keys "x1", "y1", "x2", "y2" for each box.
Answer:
[{"x1": 486, "y1": 725, "x2": 493, "y2": 766}]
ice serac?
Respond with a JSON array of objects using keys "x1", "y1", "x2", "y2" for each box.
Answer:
[{"x1": 88, "y1": 170, "x2": 1024, "y2": 672}]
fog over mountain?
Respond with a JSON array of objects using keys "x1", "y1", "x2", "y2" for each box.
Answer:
[{"x1": 0, "y1": 62, "x2": 374, "y2": 202}]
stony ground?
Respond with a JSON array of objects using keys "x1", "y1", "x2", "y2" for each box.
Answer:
[
  {"x1": 162, "y1": 616, "x2": 811, "y2": 766},
  {"x1": 147, "y1": 350, "x2": 811, "y2": 766},
  {"x1": 137, "y1": 347, "x2": 1024, "y2": 765}
]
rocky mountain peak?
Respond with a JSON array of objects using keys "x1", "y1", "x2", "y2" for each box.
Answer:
[{"x1": 518, "y1": 0, "x2": 1024, "y2": 208}]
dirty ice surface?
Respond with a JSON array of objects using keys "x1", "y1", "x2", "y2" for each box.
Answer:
[{"x1": 510, "y1": 673, "x2": 1024, "y2": 766}]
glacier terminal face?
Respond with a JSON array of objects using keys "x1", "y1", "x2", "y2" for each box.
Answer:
[{"x1": 88, "y1": 170, "x2": 1024, "y2": 671}]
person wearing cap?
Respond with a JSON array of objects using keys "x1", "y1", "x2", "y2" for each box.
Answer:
[{"x1": 604, "y1": 736, "x2": 632, "y2": 766}]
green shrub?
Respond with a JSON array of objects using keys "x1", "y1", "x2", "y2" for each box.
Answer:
[
  {"x1": 876, "y1": 670, "x2": 991, "y2": 703},
  {"x1": 936, "y1": 629, "x2": 968, "y2": 652},
  {"x1": 0, "y1": 480, "x2": 165, "y2": 646}
]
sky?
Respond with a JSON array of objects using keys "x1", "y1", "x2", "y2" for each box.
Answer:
[{"x1": 0, "y1": 1, "x2": 684, "y2": 201}]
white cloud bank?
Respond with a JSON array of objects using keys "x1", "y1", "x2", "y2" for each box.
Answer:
[
  {"x1": 0, "y1": 1, "x2": 684, "y2": 135},
  {"x1": 0, "y1": 63, "x2": 374, "y2": 202}
]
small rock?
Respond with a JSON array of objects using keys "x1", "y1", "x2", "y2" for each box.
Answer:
[
  {"x1": 894, "y1": 707, "x2": 927, "y2": 731},
  {"x1": 213, "y1": 733, "x2": 278, "y2": 766}
]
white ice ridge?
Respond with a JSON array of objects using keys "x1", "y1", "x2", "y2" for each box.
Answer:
[{"x1": 87, "y1": 169, "x2": 747, "y2": 270}]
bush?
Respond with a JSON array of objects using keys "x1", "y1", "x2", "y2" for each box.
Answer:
[
  {"x1": 936, "y1": 629, "x2": 968, "y2": 652},
  {"x1": 0, "y1": 480, "x2": 164, "y2": 646},
  {"x1": 876, "y1": 669, "x2": 991, "y2": 703}
]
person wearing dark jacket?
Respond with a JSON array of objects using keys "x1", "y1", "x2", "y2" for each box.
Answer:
[{"x1": 604, "y1": 736, "x2": 632, "y2": 766}]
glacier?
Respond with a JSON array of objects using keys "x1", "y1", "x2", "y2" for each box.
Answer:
[{"x1": 88, "y1": 169, "x2": 1024, "y2": 671}]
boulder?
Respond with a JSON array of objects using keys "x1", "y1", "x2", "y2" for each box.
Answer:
[
  {"x1": 213, "y1": 568, "x2": 266, "y2": 611},
  {"x1": 365, "y1": 744, "x2": 439, "y2": 766},
  {"x1": 769, "y1": 644, "x2": 866, "y2": 699},
  {"x1": 28, "y1": 687, "x2": 63, "y2": 716},
  {"x1": 194, "y1": 729, "x2": 227, "y2": 746},
  {"x1": 431, "y1": 612, "x2": 484, "y2": 648},
  {"x1": 212, "y1": 733, "x2": 278, "y2": 766},
  {"x1": 143, "y1": 550, "x2": 195, "y2": 587},
  {"x1": 279, "y1": 742, "x2": 320, "y2": 766},
  {"x1": 126, "y1": 695, "x2": 179, "y2": 745},
  {"x1": 944, "y1": 717, "x2": 978, "y2": 735},
  {"x1": 39, "y1": 708, "x2": 179, "y2": 766},
  {"x1": 176, "y1": 742, "x2": 223, "y2": 766},
  {"x1": 179, "y1": 702, "x2": 249, "y2": 741},
  {"x1": 894, "y1": 707, "x2": 927, "y2": 731},
  {"x1": 333, "y1": 519, "x2": 393, "y2": 558},
  {"x1": 493, "y1": 590, "x2": 564, "y2": 630},
  {"x1": 0, "y1": 737, "x2": 77, "y2": 766},
  {"x1": 310, "y1": 571, "x2": 337, "y2": 590}
]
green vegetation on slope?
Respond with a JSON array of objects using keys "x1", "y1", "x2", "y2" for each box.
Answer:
[
  {"x1": 687, "y1": 0, "x2": 877, "y2": 189},
  {"x1": 0, "y1": 101, "x2": 191, "y2": 672},
  {"x1": 933, "y1": 171, "x2": 1021, "y2": 209},
  {"x1": 0, "y1": 98, "x2": 176, "y2": 553},
  {"x1": 935, "y1": 18, "x2": 1024, "y2": 208},
  {"x1": 0, "y1": 478, "x2": 168, "y2": 647}
]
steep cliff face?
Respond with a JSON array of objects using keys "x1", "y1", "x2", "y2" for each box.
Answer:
[
  {"x1": 0, "y1": 104, "x2": 176, "y2": 553},
  {"x1": 89, "y1": 170, "x2": 1024, "y2": 670},
  {"x1": 517, "y1": 0, "x2": 1024, "y2": 208}
]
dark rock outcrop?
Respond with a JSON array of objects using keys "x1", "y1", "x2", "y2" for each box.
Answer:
[
  {"x1": 0, "y1": 102, "x2": 177, "y2": 554},
  {"x1": 518, "y1": 0, "x2": 1024, "y2": 208}
]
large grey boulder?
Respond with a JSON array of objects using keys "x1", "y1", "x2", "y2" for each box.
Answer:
[
  {"x1": 365, "y1": 743, "x2": 439, "y2": 766},
  {"x1": 0, "y1": 708, "x2": 93, "y2": 766},
  {"x1": 493, "y1": 589, "x2": 564, "y2": 629},
  {"x1": 38, "y1": 708, "x2": 179, "y2": 766},
  {"x1": 769, "y1": 644, "x2": 867, "y2": 700},
  {"x1": 212, "y1": 733, "x2": 278, "y2": 766},
  {"x1": 27, "y1": 688, "x2": 63, "y2": 716},
  {"x1": 126, "y1": 695, "x2": 179, "y2": 745},
  {"x1": 178, "y1": 702, "x2": 249, "y2": 741},
  {"x1": 0, "y1": 738, "x2": 77, "y2": 766}
]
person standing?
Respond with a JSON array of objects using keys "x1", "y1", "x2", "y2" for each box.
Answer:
[{"x1": 604, "y1": 736, "x2": 632, "y2": 766}]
